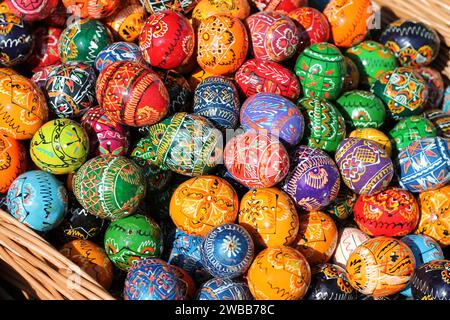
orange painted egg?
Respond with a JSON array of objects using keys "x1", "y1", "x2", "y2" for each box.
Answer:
[
  {"x1": 192, "y1": 0, "x2": 250, "y2": 27},
  {"x1": 169, "y1": 175, "x2": 239, "y2": 236},
  {"x1": 238, "y1": 187, "x2": 299, "y2": 248},
  {"x1": 349, "y1": 128, "x2": 392, "y2": 156},
  {"x1": 105, "y1": 0, "x2": 148, "y2": 42},
  {"x1": 0, "y1": 133, "x2": 26, "y2": 193},
  {"x1": 247, "y1": 246, "x2": 311, "y2": 300}
]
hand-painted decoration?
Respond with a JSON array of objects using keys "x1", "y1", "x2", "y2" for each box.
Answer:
[
  {"x1": 156, "y1": 70, "x2": 192, "y2": 115},
  {"x1": 105, "y1": 0, "x2": 148, "y2": 42},
  {"x1": 197, "y1": 278, "x2": 253, "y2": 300},
  {"x1": 5, "y1": 0, "x2": 58, "y2": 21},
  {"x1": 332, "y1": 227, "x2": 370, "y2": 268},
  {"x1": 26, "y1": 26, "x2": 61, "y2": 72},
  {"x1": 139, "y1": 0, "x2": 198, "y2": 15},
  {"x1": 389, "y1": 116, "x2": 437, "y2": 153},
  {"x1": 192, "y1": 0, "x2": 250, "y2": 27},
  {"x1": 95, "y1": 42, "x2": 144, "y2": 73},
  {"x1": 0, "y1": 13, "x2": 33, "y2": 67},
  {"x1": 423, "y1": 109, "x2": 450, "y2": 139},
  {"x1": 349, "y1": 128, "x2": 392, "y2": 156},
  {"x1": 0, "y1": 134, "x2": 26, "y2": 193},
  {"x1": 62, "y1": 0, "x2": 120, "y2": 19},
  {"x1": 324, "y1": 185, "x2": 357, "y2": 221},
  {"x1": 410, "y1": 260, "x2": 450, "y2": 300}
]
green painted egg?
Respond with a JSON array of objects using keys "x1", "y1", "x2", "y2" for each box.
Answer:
[
  {"x1": 389, "y1": 115, "x2": 437, "y2": 153},
  {"x1": 371, "y1": 67, "x2": 428, "y2": 120},
  {"x1": 345, "y1": 40, "x2": 398, "y2": 89},
  {"x1": 73, "y1": 155, "x2": 146, "y2": 220},
  {"x1": 104, "y1": 214, "x2": 163, "y2": 271},
  {"x1": 298, "y1": 97, "x2": 346, "y2": 153},
  {"x1": 295, "y1": 42, "x2": 346, "y2": 100},
  {"x1": 132, "y1": 112, "x2": 222, "y2": 177},
  {"x1": 335, "y1": 90, "x2": 386, "y2": 130}
]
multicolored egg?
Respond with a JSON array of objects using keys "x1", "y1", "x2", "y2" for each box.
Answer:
[
  {"x1": 371, "y1": 67, "x2": 428, "y2": 120},
  {"x1": 298, "y1": 97, "x2": 346, "y2": 152},
  {"x1": 415, "y1": 67, "x2": 444, "y2": 109},
  {"x1": 345, "y1": 40, "x2": 398, "y2": 88},
  {"x1": 398, "y1": 137, "x2": 450, "y2": 193},
  {"x1": 324, "y1": 0, "x2": 373, "y2": 48},
  {"x1": 94, "y1": 42, "x2": 144, "y2": 73},
  {"x1": 5, "y1": 0, "x2": 58, "y2": 21},
  {"x1": 80, "y1": 106, "x2": 129, "y2": 156},
  {"x1": 31, "y1": 64, "x2": 60, "y2": 90},
  {"x1": 354, "y1": 188, "x2": 420, "y2": 237},
  {"x1": 235, "y1": 58, "x2": 301, "y2": 100},
  {"x1": 295, "y1": 43, "x2": 346, "y2": 100},
  {"x1": 389, "y1": 115, "x2": 437, "y2": 153},
  {"x1": 192, "y1": 0, "x2": 250, "y2": 27},
  {"x1": 335, "y1": 138, "x2": 394, "y2": 195},
  {"x1": 335, "y1": 90, "x2": 386, "y2": 130},
  {"x1": 346, "y1": 237, "x2": 415, "y2": 297},
  {"x1": 30, "y1": 119, "x2": 89, "y2": 175},
  {"x1": 416, "y1": 185, "x2": 450, "y2": 247},
  {"x1": 247, "y1": 246, "x2": 311, "y2": 300},
  {"x1": 6, "y1": 170, "x2": 68, "y2": 232},
  {"x1": 169, "y1": 176, "x2": 239, "y2": 237},
  {"x1": 332, "y1": 227, "x2": 370, "y2": 268},
  {"x1": 293, "y1": 211, "x2": 338, "y2": 265},
  {"x1": 410, "y1": 260, "x2": 450, "y2": 300},
  {"x1": 62, "y1": 0, "x2": 120, "y2": 19},
  {"x1": 96, "y1": 61, "x2": 169, "y2": 127},
  {"x1": 246, "y1": 11, "x2": 300, "y2": 62},
  {"x1": 197, "y1": 278, "x2": 253, "y2": 300},
  {"x1": 104, "y1": 0, "x2": 147, "y2": 42},
  {"x1": 193, "y1": 76, "x2": 240, "y2": 130},
  {"x1": 282, "y1": 145, "x2": 340, "y2": 211},
  {"x1": 104, "y1": 214, "x2": 162, "y2": 271},
  {"x1": 25, "y1": 26, "x2": 61, "y2": 72},
  {"x1": 380, "y1": 20, "x2": 441, "y2": 68},
  {"x1": 73, "y1": 155, "x2": 146, "y2": 220},
  {"x1": 139, "y1": 10, "x2": 194, "y2": 70},
  {"x1": 305, "y1": 263, "x2": 357, "y2": 300},
  {"x1": 224, "y1": 131, "x2": 290, "y2": 189},
  {"x1": 45, "y1": 62, "x2": 97, "y2": 118},
  {"x1": 0, "y1": 13, "x2": 33, "y2": 67},
  {"x1": 139, "y1": 0, "x2": 197, "y2": 14},
  {"x1": 156, "y1": 70, "x2": 192, "y2": 115},
  {"x1": 200, "y1": 223, "x2": 254, "y2": 278},
  {"x1": 59, "y1": 19, "x2": 113, "y2": 66},
  {"x1": 123, "y1": 258, "x2": 187, "y2": 300},
  {"x1": 238, "y1": 187, "x2": 299, "y2": 248},
  {"x1": 240, "y1": 93, "x2": 305, "y2": 147},
  {"x1": 60, "y1": 239, "x2": 113, "y2": 289},
  {"x1": 349, "y1": 128, "x2": 392, "y2": 157},
  {"x1": 423, "y1": 109, "x2": 450, "y2": 139},
  {"x1": 197, "y1": 14, "x2": 248, "y2": 75},
  {"x1": 0, "y1": 134, "x2": 26, "y2": 193}
]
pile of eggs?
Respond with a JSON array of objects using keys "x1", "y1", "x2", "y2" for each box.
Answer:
[{"x1": 0, "y1": 0, "x2": 449, "y2": 301}]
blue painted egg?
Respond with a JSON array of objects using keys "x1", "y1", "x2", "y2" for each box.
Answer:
[
  {"x1": 123, "y1": 258, "x2": 187, "y2": 300},
  {"x1": 168, "y1": 228, "x2": 211, "y2": 283},
  {"x1": 0, "y1": 13, "x2": 33, "y2": 67},
  {"x1": 200, "y1": 223, "x2": 254, "y2": 279},
  {"x1": 6, "y1": 170, "x2": 68, "y2": 232},
  {"x1": 411, "y1": 260, "x2": 450, "y2": 300},
  {"x1": 197, "y1": 278, "x2": 253, "y2": 300},
  {"x1": 95, "y1": 42, "x2": 145, "y2": 73},
  {"x1": 398, "y1": 137, "x2": 450, "y2": 193},
  {"x1": 193, "y1": 76, "x2": 240, "y2": 131},
  {"x1": 240, "y1": 93, "x2": 305, "y2": 147},
  {"x1": 400, "y1": 234, "x2": 444, "y2": 297}
]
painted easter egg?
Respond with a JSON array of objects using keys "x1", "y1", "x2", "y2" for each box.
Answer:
[
  {"x1": 246, "y1": 11, "x2": 300, "y2": 62},
  {"x1": 25, "y1": 26, "x2": 61, "y2": 72},
  {"x1": 354, "y1": 188, "x2": 420, "y2": 237},
  {"x1": 238, "y1": 187, "x2": 299, "y2": 248},
  {"x1": 197, "y1": 278, "x2": 253, "y2": 300},
  {"x1": 380, "y1": 20, "x2": 440, "y2": 68},
  {"x1": 345, "y1": 40, "x2": 398, "y2": 89},
  {"x1": 247, "y1": 246, "x2": 311, "y2": 300},
  {"x1": 62, "y1": 0, "x2": 120, "y2": 19},
  {"x1": 0, "y1": 134, "x2": 26, "y2": 193},
  {"x1": 346, "y1": 237, "x2": 415, "y2": 297},
  {"x1": 96, "y1": 61, "x2": 169, "y2": 127},
  {"x1": 197, "y1": 14, "x2": 248, "y2": 75},
  {"x1": 5, "y1": 0, "x2": 58, "y2": 21},
  {"x1": 332, "y1": 227, "x2": 370, "y2": 268},
  {"x1": 423, "y1": 109, "x2": 450, "y2": 139},
  {"x1": 335, "y1": 90, "x2": 386, "y2": 130},
  {"x1": 104, "y1": 0, "x2": 148, "y2": 42},
  {"x1": 371, "y1": 67, "x2": 428, "y2": 120},
  {"x1": 94, "y1": 42, "x2": 144, "y2": 73},
  {"x1": 240, "y1": 93, "x2": 305, "y2": 147},
  {"x1": 223, "y1": 131, "x2": 290, "y2": 189},
  {"x1": 335, "y1": 138, "x2": 394, "y2": 195},
  {"x1": 139, "y1": 10, "x2": 194, "y2": 70},
  {"x1": 104, "y1": 214, "x2": 163, "y2": 271},
  {"x1": 193, "y1": 76, "x2": 240, "y2": 130},
  {"x1": 282, "y1": 145, "x2": 340, "y2": 211},
  {"x1": 73, "y1": 155, "x2": 146, "y2": 220},
  {"x1": 251, "y1": 0, "x2": 307, "y2": 14},
  {"x1": 192, "y1": 0, "x2": 250, "y2": 27},
  {"x1": 6, "y1": 170, "x2": 68, "y2": 232},
  {"x1": 324, "y1": 0, "x2": 374, "y2": 48},
  {"x1": 324, "y1": 185, "x2": 357, "y2": 221},
  {"x1": 398, "y1": 137, "x2": 450, "y2": 193},
  {"x1": 235, "y1": 58, "x2": 301, "y2": 100},
  {"x1": 349, "y1": 128, "x2": 392, "y2": 156},
  {"x1": 295, "y1": 42, "x2": 345, "y2": 100},
  {"x1": 389, "y1": 115, "x2": 437, "y2": 153},
  {"x1": 298, "y1": 97, "x2": 346, "y2": 152},
  {"x1": 0, "y1": 13, "x2": 33, "y2": 67},
  {"x1": 139, "y1": 0, "x2": 198, "y2": 15},
  {"x1": 169, "y1": 176, "x2": 239, "y2": 237},
  {"x1": 410, "y1": 260, "x2": 450, "y2": 300},
  {"x1": 31, "y1": 64, "x2": 60, "y2": 90}
]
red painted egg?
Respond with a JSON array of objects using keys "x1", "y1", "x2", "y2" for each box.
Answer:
[
  {"x1": 139, "y1": 10, "x2": 195, "y2": 70},
  {"x1": 235, "y1": 58, "x2": 301, "y2": 100},
  {"x1": 251, "y1": 0, "x2": 307, "y2": 14},
  {"x1": 354, "y1": 187, "x2": 420, "y2": 237},
  {"x1": 5, "y1": 0, "x2": 58, "y2": 21},
  {"x1": 26, "y1": 26, "x2": 61, "y2": 72},
  {"x1": 96, "y1": 61, "x2": 169, "y2": 127},
  {"x1": 246, "y1": 11, "x2": 300, "y2": 63}
]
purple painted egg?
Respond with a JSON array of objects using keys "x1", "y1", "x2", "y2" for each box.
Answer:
[
  {"x1": 80, "y1": 106, "x2": 130, "y2": 156},
  {"x1": 240, "y1": 93, "x2": 305, "y2": 147},
  {"x1": 335, "y1": 138, "x2": 394, "y2": 195},
  {"x1": 282, "y1": 145, "x2": 340, "y2": 211}
]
